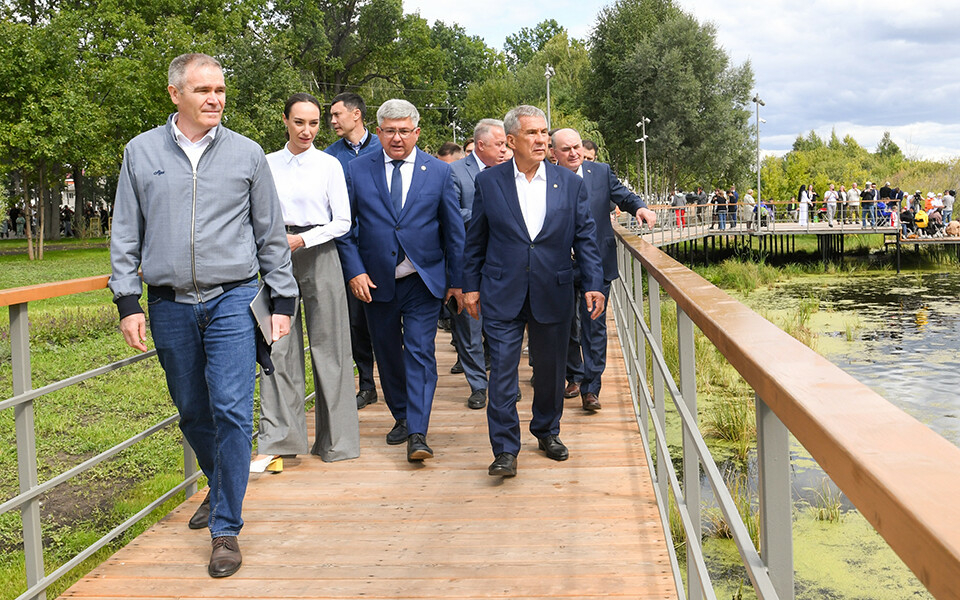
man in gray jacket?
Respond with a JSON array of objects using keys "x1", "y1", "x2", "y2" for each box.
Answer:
[{"x1": 109, "y1": 53, "x2": 298, "y2": 578}]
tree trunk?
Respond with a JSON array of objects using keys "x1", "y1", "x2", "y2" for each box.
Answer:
[
  {"x1": 22, "y1": 174, "x2": 34, "y2": 261},
  {"x1": 38, "y1": 164, "x2": 45, "y2": 260}
]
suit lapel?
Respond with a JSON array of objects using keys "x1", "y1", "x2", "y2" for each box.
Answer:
[
  {"x1": 536, "y1": 164, "x2": 561, "y2": 242},
  {"x1": 368, "y1": 152, "x2": 397, "y2": 220},
  {"x1": 496, "y1": 164, "x2": 530, "y2": 241},
  {"x1": 399, "y1": 149, "x2": 428, "y2": 222}
]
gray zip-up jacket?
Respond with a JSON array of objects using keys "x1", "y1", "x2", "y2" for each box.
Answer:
[{"x1": 109, "y1": 114, "x2": 297, "y2": 317}]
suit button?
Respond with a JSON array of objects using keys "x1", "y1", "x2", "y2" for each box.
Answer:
[
  {"x1": 395, "y1": 226, "x2": 400, "y2": 231},
  {"x1": 391, "y1": 251, "x2": 396, "y2": 256},
  {"x1": 526, "y1": 267, "x2": 530, "y2": 272},
  {"x1": 529, "y1": 244, "x2": 535, "y2": 249}
]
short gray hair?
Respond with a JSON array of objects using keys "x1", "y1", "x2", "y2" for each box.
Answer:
[
  {"x1": 377, "y1": 99, "x2": 420, "y2": 127},
  {"x1": 168, "y1": 53, "x2": 222, "y2": 90},
  {"x1": 474, "y1": 118, "x2": 504, "y2": 141},
  {"x1": 503, "y1": 105, "x2": 546, "y2": 136}
]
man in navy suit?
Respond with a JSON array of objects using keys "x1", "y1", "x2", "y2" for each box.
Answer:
[
  {"x1": 463, "y1": 106, "x2": 604, "y2": 477},
  {"x1": 448, "y1": 118, "x2": 509, "y2": 410},
  {"x1": 338, "y1": 99, "x2": 465, "y2": 462},
  {"x1": 552, "y1": 128, "x2": 656, "y2": 412}
]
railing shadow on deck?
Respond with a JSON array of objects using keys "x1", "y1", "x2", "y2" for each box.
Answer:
[
  {"x1": 1, "y1": 278, "x2": 200, "y2": 600},
  {"x1": 611, "y1": 222, "x2": 960, "y2": 600}
]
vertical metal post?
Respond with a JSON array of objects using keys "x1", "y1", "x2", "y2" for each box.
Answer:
[
  {"x1": 756, "y1": 394, "x2": 794, "y2": 600},
  {"x1": 646, "y1": 273, "x2": 666, "y2": 505},
  {"x1": 632, "y1": 257, "x2": 647, "y2": 429},
  {"x1": 183, "y1": 437, "x2": 198, "y2": 498},
  {"x1": 677, "y1": 308, "x2": 702, "y2": 600},
  {"x1": 11, "y1": 303, "x2": 45, "y2": 600}
]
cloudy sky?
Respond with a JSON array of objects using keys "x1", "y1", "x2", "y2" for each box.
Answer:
[{"x1": 403, "y1": 0, "x2": 960, "y2": 160}]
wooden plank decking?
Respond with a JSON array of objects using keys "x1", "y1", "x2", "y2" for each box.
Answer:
[{"x1": 60, "y1": 314, "x2": 675, "y2": 599}]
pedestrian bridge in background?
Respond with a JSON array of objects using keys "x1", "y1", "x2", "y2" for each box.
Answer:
[{"x1": 5, "y1": 223, "x2": 960, "y2": 600}]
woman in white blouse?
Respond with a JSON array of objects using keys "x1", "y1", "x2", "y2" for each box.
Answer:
[
  {"x1": 798, "y1": 184, "x2": 811, "y2": 226},
  {"x1": 258, "y1": 93, "x2": 360, "y2": 464}
]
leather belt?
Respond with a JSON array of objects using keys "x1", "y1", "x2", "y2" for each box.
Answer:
[{"x1": 285, "y1": 224, "x2": 318, "y2": 234}]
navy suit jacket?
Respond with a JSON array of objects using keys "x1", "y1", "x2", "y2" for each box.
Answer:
[
  {"x1": 449, "y1": 152, "x2": 482, "y2": 223},
  {"x1": 581, "y1": 160, "x2": 646, "y2": 282},
  {"x1": 338, "y1": 148, "x2": 465, "y2": 302},
  {"x1": 463, "y1": 160, "x2": 602, "y2": 324}
]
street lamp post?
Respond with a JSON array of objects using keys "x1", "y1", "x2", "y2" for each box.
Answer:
[
  {"x1": 544, "y1": 64, "x2": 556, "y2": 129},
  {"x1": 752, "y1": 94, "x2": 765, "y2": 230},
  {"x1": 634, "y1": 117, "x2": 650, "y2": 200},
  {"x1": 449, "y1": 122, "x2": 458, "y2": 144}
]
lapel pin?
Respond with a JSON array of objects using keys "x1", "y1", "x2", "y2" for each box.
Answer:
[
  {"x1": 421, "y1": 165, "x2": 427, "y2": 171},
  {"x1": 587, "y1": 169, "x2": 592, "y2": 174},
  {"x1": 553, "y1": 184, "x2": 558, "y2": 188}
]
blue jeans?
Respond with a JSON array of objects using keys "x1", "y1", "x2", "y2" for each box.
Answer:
[
  {"x1": 148, "y1": 282, "x2": 258, "y2": 538},
  {"x1": 718, "y1": 211, "x2": 727, "y2": 229},
  {"x1": 862, "y1": 204, "x2": 876, "y2": 227}
]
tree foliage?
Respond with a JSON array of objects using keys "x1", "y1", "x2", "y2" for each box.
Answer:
[
  {"x1": 503, "y1": 19, "x2": 565, "y2": 68},
  {"x1": 588, "y1": 0, "x2": 753, "y2": 195}
]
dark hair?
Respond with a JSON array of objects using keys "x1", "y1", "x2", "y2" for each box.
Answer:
[
  {"x1": 284, "y1": 93, "x2": 321, "y2": 118},
  {"x1": 582, "y1": 139, "x2": 598, "y2": 151},
  {"x1": 437, "y1": 141, "x2": 462, "y2": 157},
  {"x1": 330, "y1": 92, "x2": 367, "y2": 120}
]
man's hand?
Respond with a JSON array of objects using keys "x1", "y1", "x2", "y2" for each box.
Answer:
[
  {"x1": 120, "y1": 313, "x2": 148, "y2": 352},
  {"x1": 462, "y1": 291, "x2": 481, "y2": 320},
  {"x1": 271, "y1": 314, "x2": 292, "y2": 342},
  {"x1": 349, "y1": 273, "x2": 377, "y2": 303},
  {"x1": 287, "y1": 234, "x2": 305, "y2": 252},
  {"x1": 444, "y1": 288, "x2": 464, "y2": 314},
  {"x1": 584, "y1": 291, "x2": 606, "y2": 321},
  {"x1": 636, "y1": 207, "x2": 657, "y2": 229}
]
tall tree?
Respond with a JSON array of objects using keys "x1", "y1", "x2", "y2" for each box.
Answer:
[{"x1": 503, "y1": 19, "x2": 565, "y2": 67}]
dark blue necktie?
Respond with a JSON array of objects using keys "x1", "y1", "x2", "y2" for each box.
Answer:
[
  {"x1": 390, "y1": 159, "x2": 404, "y2": 215},
  {"x1": 390, "y1": 159, "x2": 405, "y2": 265}
]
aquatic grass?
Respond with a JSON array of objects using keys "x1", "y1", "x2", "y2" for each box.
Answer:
[
  {"x1": 703, "y1": 474, "x2": 760, "y2": 549},
  {"x1": 809, "y1": 479, "x2": 844, "y2": 523}
]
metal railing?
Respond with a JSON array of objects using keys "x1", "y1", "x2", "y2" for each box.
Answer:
[
  {"x1": 610, "y1": 223, "x2": 960, "y2": 599},
  {"x1": 1, "y1": 277, "x2": 200, "y2": 600}
]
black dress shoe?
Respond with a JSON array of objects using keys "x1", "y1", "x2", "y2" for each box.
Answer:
[
  {"x1": 356, "y1": 388, "x2": 378, "y2": 409},
  {"x1": 450, "y1": 360, "x2": 464, "y2": 374},
  {"x1": 538, "y1": 435, "x2": 569, "y2": 461},
  {"x1": 582, "y1": 393, "x2": 602, "y2": 411},
  {"x1": 188, "y1": 491, "x2": 211, "y2": 529},
  {"x1": 488, "y1": 453, "x2": 517, "y2": 477},
  {"x1": 386, "y1": 419, "x2": 407, "y2": 445},
  {"x1": 208, "y1": 536, "x2": 242, "y2": 578},
  {"x1": 467, "y1": 389, "x2": 486, "y2": 410},
  {"x1": 407, "y1": 433, "x2": 434, "y2": 461}
]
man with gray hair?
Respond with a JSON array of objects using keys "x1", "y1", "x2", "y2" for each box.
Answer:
[
  {"x1": 447, "y1": 118, "x2": 509, "y2": 409},
  {"x1": 463, "y1": 106, "x2": 604, "y2": 477},
  {"x1": 110, "y1": 52, "x2": 298, "y2": 577},
  {"x1": 338, "y1": 99, "x2": 465, "y2": 462}
]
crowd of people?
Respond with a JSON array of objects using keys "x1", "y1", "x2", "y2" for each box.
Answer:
[{"x1": 107, "y1": 52, "x2": 656, "y2": 579}]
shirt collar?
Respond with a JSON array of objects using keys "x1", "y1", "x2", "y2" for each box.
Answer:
[
  {"x1": 347, "y1": 129, "x2": 369, "y2": 151},
  {"x1": 383, "y1": 149, "x2": 416, "y2": 165},
  {"x1": 512, "y1": 158, "x2": 547, "y2": 183},
  {"x1": 472, "y1": 151, "x2": 488, "y2": 171},
  {"x1": 280, "y1": 142, "x2": 317, "y2": 165},
  {"x1": 575, "y1": 164, "x2": 584, "y2": 178},
  {"x1": 171, "y1": 114, "x2": 217, "y2": 145}
]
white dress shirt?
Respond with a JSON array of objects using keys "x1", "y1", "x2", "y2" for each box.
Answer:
[
  {"x1": 513, "y1": 159, "x2": 547, "y2": 240},
  {"x1": 472, "y1": 151, "x2": 489, "y2": 171},
  {"x1": 266, "y1": 144, "x2": 351, "y2": 248},
  {"x1": 384, "y1": 150, "x2": 417, "y2": 278},
  {"x1": 171, "y1": 116, "x2": 216, "y2": 171}
]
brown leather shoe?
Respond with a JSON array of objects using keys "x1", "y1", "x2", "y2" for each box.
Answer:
[
  {"x1": 563, "y1": 381, "x2": 580, "y2": 398},
  {"x1": 188, "y1": 491, "x2": 211, "y2": 529},
  {"x1": 208, "y1": 536, "x2": 242, "y2": 578},
  {"x1": 582, "y1": 393, "x2": 602, "y2": 412}
]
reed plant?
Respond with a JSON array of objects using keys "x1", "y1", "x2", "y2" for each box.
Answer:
[{"x1": 810, "y1": 479, "x2": 845, "y2": 523}]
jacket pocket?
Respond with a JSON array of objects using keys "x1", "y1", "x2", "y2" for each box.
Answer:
[
  {"x1": 481, "y1": 264, "x2": 502, "y2": 279},
  {"x1": 556, "y1": 268, "x2": 574, "y2": 285}
]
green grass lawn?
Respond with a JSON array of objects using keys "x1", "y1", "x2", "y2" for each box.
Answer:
[{"x1": 0, "y1": 243, "x2": 196, "y2": 599}]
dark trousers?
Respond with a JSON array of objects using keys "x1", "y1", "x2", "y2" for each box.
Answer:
[
  {"x1": 484, "y1": 296, "x2": 570, "y2": 456},
  {"x1": 579, "y1": 281, "x2": 612, "y2": 397},
  {"x1": 363, "y1": 274, "x2": 441, "y2": 436},
  {"x1": 347, "y1": 293, "x2": 376, "y2": 391}
]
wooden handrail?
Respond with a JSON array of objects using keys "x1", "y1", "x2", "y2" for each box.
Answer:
[
  {"x1": 614, "y1": 222, "x2": 960, "y2": 598},
  {"x1": 0, "y1": 275, "x2": 111, "y2": 307}
]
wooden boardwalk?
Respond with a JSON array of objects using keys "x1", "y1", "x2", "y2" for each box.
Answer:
[{"x1": 61, "y1": 314, "x2": 676, "y2": 599}]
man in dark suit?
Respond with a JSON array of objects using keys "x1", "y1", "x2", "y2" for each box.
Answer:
[
  {"x1": 463, "y1": 105, "x2": 604, "y2": 477},
  {"x1": 552, "y1": 128, "x2": 656, "y2": 412},
  {"x1": 448, "y1": 118, "x2": 508, "y2": 410},
  {"x1": 338, "y1": 99, "x2": 465, "y2": 462}
]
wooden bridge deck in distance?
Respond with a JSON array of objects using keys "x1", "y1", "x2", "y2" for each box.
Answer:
[{"x1": 60, "y1": 313, "x2": 676, "y2": 600}]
